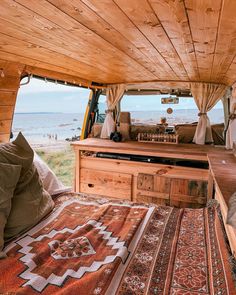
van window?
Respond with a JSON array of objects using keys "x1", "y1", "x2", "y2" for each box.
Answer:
[{"x1": 121, "y1": 94, "x2": 224, "y2": 125}]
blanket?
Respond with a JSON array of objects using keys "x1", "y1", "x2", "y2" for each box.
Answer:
[{"x1": 0, "y1": 193, "x2": 235, "y2": 294}]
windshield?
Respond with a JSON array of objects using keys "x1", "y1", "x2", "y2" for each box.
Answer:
[{"x1": 121, "y1": 94, "x2": 224, "y2": 125}]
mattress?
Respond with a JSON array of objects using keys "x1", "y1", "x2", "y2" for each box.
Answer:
[{"x1": 0, "y1": 193, "x2": 235, "y2": 294}]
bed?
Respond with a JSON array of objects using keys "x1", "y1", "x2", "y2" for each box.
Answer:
[{"x1": 1, "y1": 192, "x2": 235, "y2": 295}]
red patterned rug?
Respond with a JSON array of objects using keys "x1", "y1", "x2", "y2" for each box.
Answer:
[{"x1": 0, "y1": 193, "x2": 235, "y2": 295}]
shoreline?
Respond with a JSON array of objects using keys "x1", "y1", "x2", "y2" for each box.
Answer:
[{"x1": 30, "y1": 140, "x2": 71, "y2": 152}]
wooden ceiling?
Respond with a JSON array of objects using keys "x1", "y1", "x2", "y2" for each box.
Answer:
[{"x1": 0, "y1": 0, "x2": 236, "y2": 86}]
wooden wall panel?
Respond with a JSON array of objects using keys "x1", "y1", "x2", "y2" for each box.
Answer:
[{"x1": 0, "y1": 62, "x2": 21, "y2": 142}]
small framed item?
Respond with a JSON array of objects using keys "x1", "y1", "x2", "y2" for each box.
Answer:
[{"x1": 138, "y1": 133, "x2": 179, "y2": 144}]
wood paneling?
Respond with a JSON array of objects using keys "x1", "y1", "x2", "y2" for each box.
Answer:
[
  {"x1": 170, "y1": 178, "x2": 207, "y2": 208},
  {"x1": 0, "y1": 61, "x2": 21, "y2": 142},
  {"x1": 137, "y1": 173, "x2": 170, "y2": 206},
  {"x1": 80, "y1": 168, "x2": 132, "y2": 199},
  {"x1": 0, "y1": 1, "x2": 236, "y2": 85}
]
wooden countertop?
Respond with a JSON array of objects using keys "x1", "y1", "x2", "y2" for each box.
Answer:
[
  {"x1": 208, "y1": 153, "x2": 236, "y2": 206},
  {"x1": 71, "y1": 138, "x2": 225, "y2": 161}
]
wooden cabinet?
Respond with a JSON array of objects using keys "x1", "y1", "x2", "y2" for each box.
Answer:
[
  {"x1": 136, "y1": 172, "x2": 207, "y2": 208},
  {"x1": 72, "y1": 139, "x2": 211, "y2": 208}
]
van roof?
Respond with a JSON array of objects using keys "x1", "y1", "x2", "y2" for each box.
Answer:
[{"x1": 0, "y1": 1, "x2": 235, "y2": 88}]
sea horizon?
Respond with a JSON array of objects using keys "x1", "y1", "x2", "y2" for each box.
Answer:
[{"x1": 12, "y1": 109, "x2": 224, "y2": 143}]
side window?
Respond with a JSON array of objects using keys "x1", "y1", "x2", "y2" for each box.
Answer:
[{"x1": 96, "y1": 94, "x2": 106, "y2": 123}]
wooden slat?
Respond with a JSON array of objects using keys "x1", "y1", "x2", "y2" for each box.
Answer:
[
  {"x1": 47, "y1": 0, "x2": 164, "y2": 80},
  {"x1": 0, "y1": 0, "x2": 156, "y2": 82},
  {"x1": 149, "y1": 0, "x2": 199, "y2": 81},
  {"x1": 114, "y1": 0, "x2": 188, "y2": 79},
  {"x1": 80, "y1": 168, "x2": 132, "y2": 199},
  {"x1": 81, "y1": 168, "x2": 132, "y2": 190},
  {"x1": 215, "y1": 183, "x2": 236, "y2": 258},
  {"x1": 0, "y1": 120, "x2": 12, "y2": 135},
  {"x1": 185, "y1": 0, "x2": 222, "y2": 81},
  {"x1": 0, "y1": 33, "x2": 124, "y2": 84},
  {"x1": 81, "y1": 0, "x2": 177, "y2": 79},
  {"x1": 0, "y1": 106, "x2": 15, "y2": 120},
  {"x1": 170, "y1": 178, "x2": 207, "y2": 208},
  {"x1": 210, "y1": 0, "x2": 236, "y2": 82},
  {"x1": 0, "y1": 133, "x2": 10, "y2": 142},
  {"x1": 0, "y1": 91, "x2": 17, "y2": 106}
]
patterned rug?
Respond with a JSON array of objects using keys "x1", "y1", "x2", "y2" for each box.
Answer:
[{"x1": 0, "y1": 193, "x2": 235, "y2": 294}]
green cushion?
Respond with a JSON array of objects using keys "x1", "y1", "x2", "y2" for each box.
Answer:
[
  {"x1": 0, "y1": 133, "x2": 54, "y2": 240},
  {"x1": 0, "y1": 163, "x2": 21, "y2": 258}
]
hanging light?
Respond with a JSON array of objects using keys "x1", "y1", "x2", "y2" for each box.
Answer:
[
  {"x1": 45, "y1": 77, "x2": 48, "y2": 83},
  {"x1": 18, "y1": 69, "x2": 22, "y2": 76},
  {"x1": 64, "y1": 81, "x2": 67, "y2": 85},
  {"x1": 55, "y1": 80, "x2": 58, "y2": 84},
  {"x1": 0, "y1": 69, "x2": 5, "y2": 78}
]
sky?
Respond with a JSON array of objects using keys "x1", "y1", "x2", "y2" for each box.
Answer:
[{"x1": 15, "y1": 77, "x2": 223, "y2": 113}]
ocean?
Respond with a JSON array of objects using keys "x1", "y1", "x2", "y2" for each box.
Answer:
[{"x1": 12, "y1": 109, "x2": 224, "y2": 143}]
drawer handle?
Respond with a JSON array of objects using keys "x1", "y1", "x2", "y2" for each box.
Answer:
[{"x1": 88, "y1": 183, "x2": 94, "y2": 188}]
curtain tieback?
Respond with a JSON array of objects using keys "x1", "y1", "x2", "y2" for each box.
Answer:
[
  {"x1": 229, "y1": 113, "x2": 236, "y2": 120},
  {"x1": 105, "y1": 109, "x2": 113, "y2": 114},
  {"x1": 198, "y1": 112, "x2": 207, "y2": 116}
]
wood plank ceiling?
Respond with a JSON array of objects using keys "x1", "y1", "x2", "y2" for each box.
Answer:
[{"x1": 0, "y1": 0, "x2": 236, "y2": 86}]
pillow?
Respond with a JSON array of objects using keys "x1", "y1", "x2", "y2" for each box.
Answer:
[
  {"x1": 0, "y1": 132, "x2": 54, "y2": 239},
  {"x1": 0, "y1": 163, "x2": 21, "y2": 258},
  {"x1": 34, "y1": 153, "x2": 71, "y2": 196},
  {"x1": 227, "y1": 192, "x2": 236, "y2": 228}
]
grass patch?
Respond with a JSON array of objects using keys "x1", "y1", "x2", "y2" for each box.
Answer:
[{"x1": 37, "y1": 147, "x2": 75, "y2": 187}]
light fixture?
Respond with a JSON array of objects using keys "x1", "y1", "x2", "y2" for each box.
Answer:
[
  {"x1": 45, "y1": 77, "x2": 48, "y2": 83},
  {"x1": 18, "y1": 69, "x2": 22, "y2": 76},
  {"x1": 0, "y1": 69, "x2": 5, "y2": 78}
]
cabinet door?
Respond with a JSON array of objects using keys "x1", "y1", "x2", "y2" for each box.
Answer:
[
  {"x1": 80, "y1": 168, "x2": 132, "y2": 200},
  {"x1": 170, "y1": 178, "x2": 207, "y2": 208},
  {"x1": 136, "y1": 173, "x2": 170, "y2": 205}
]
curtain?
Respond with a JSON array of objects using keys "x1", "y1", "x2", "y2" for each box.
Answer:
[
  {"x1": 100, "y1": 84, "x2": 125, "y2": 139},
  {"x1": 221, "y1": 90, "x2": 231, "y2": 140},
  {"x1": 191, "y1": 82, "x2": 227, "y2": 145},
  {"x1": 226, "y1": 87, "x2": 236, "y2": 149}
]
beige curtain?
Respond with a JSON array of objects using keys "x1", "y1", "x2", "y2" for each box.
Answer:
[
  {"x1": 100, "y1": 84, "x2": 125, "y2": 139},
  {"x1": 226, "y1": 86, "x2": 236, "y2": 149},
  {"x1": 191, "y1": 82, "x2": 227, "y2": 145}
]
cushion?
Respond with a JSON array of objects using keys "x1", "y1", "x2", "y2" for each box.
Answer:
[
  {"x1": 0, "y1": 163, "x2": 21, "y2": 258},
  {"x1": 227, "y1": 192, "x2": 236, "y2": 228},
  {"x1": 34, "y1": 152, "x2": 71, "y2": 196},
  {"x1": 0, "y1": 132, "x2": 54, "y2": 240}
]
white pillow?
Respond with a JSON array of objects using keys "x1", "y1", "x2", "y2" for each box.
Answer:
[{"x1": 34, "y1": 153, "x2": 72, "y2": 196}]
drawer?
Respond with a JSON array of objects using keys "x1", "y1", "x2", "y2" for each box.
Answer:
[{"x1": 80, "y1": 168, "x2": 132, "y2": 200}]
